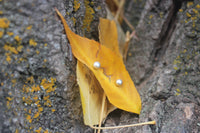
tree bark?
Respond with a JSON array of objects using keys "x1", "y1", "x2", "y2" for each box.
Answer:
[{"x1": 0, "y1": 0, "x2": 199, "y2": 133}]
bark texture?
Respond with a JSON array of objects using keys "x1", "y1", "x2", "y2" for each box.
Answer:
[{"x1": 0, "y1": 0, "x2": 199, "y2": 133}]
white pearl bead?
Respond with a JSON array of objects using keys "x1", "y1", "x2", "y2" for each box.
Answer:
[
  {"x1": 93, "y1": 61, "x2": 101, "y2": 69},
  {"x1": 116, "y1": 79, "x2": 123, "y2": 86}
]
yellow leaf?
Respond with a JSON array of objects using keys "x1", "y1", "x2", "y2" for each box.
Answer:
[
  {"x1": 99, "y1": 18, "x2": 121, "y2": 57},
  {"x1": 77, "y1": 62, "x2": 116, "y2": 125},
  {"x1": 55, "y1": 8, "x2": 141, "y2": 122}
]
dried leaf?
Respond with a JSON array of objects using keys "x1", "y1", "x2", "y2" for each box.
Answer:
[
  {"x1": 55, "y1": 8, "x2": 141, "y2": 123},
  {"x1": 77, "y1": 62, "x2": 115, "y2": 125},
  {"x1": 99, "y1": 18, "x2": 121, "y2": 57}
]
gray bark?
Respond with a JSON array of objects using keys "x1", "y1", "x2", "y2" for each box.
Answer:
[{"x1": 0, "y1": 0, "x2": 199, "y2": 133}]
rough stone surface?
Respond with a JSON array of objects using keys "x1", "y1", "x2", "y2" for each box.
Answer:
[{"x1": 0, "y1": 0, "x2": 200, "y2": 133}]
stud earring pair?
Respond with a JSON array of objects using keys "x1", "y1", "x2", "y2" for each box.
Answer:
[{"x1": 93, "y1": 61, "x2": 123, "y2": 86}]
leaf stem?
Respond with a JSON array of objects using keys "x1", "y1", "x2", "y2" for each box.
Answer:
[
  {"x1": 97, "y1": 93, "x2": 106, "y2": 133},
  {"x1": 91, "y1": 120, "x2": 156, "y2": 130}
]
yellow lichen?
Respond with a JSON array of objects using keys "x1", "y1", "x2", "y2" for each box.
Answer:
[
  {"x1": 29, "y1": 39, "x2": 37, "y2": 46},
  {"x1": 173, "y1": 66, "x2": 178, "y2": 70},
  {"x1": 28, "y1": 109, "x2": 32, "y2": 114},
  {"x1": 192, "y1": 9, "x2": 198, "y2": 14},
  {"x1": 196, "y1": 4, "x2": 200, "y2": 9},
  {"x1": 4, "y1": 45, "x2": 18, "y2": 54},
  {"x1": 44, "y1": 43, "x2": 47, "y2": 47},
  {"x1": 44, "y1": 99, "x2": 52, "y2": 106},
  {"x1": 26, "y1": 25, "x2": 32, "y2": 30},
  {"x1": 38, "y1": 107, "x2": 43, "y2": 112},
  {"x1": 74, "y1": 0, "x2": 80, "y2": 12},
  {"x1": 7, "y1": 101, "x2": 11, "y2": 109},
  {"x1": 44, "y1": 129, "x2": 48, "y2": 133},
  {"x1": 33, "y1": 112, "x2": 40, "y2": 118},
  {"x1": 17, "y1": 45, "x2": 23, "y2": 52},
  {"x1": 97, "y1": 6, "x2": 101, "y2": 10},
  {"x1": 0, "y1": 18, "x2": 10, "y2": 28},
  {"x1": 82, "y1": 0, "x2": 95, "y2": 32},
  {"x1": 35, "y1": 127, "x2": 42, "y2": 133},
  {"x1": 36, "y1": 50, "x2": 40, "y2": 54},
  {"x1": 41, "y1": 78, "x2": 56, "y2": 93},
  {"x1": 186, "y1": 12, "x2": 191, "y2": 17},
  {"x1": 182, "y1": 49, "x2": 187, "y2": 53},
  {"x1": 5, "y1": 53, "x2": 12, "y2": 63},
  {"x1": 30, "y1": 85, "x2": 40, "y2": 92},
  {"x1": 23, "y1": 96, "x2": 32, "y2": 105},
  {"x1": 159, "y1": 12, "x2": 163, "y2": 18},
  {"x1": 149, "y1": 15, "x2": 154, "y2": 19},
  {"x1": 6, "y1": 97, "x2": 12, "y2": 101},
  {"x1": 26, "y1": 115, "x2": 32, "y2": 123},
  {"x1": 26, "y1": 48, "x2": 30, "y2": 52},
  {"x1": 0, "y1": 31, "x2": 3, "y2": 38},
  {"x1": 11, "y1": 79, "x2": 16, "y2": 86},
  {"x1": 15, "y1": 129, "x2": 19, "y2": 133},
  {"x1": 26, "y1": 76, "x2": 35, "y2": 84},
  {"x1": 187, "y1": 2, "x2": 194, "y2": 7},
  {"x1": 14, "y1": 36, "x2": 22, "y2": 42},
  {"x1": 71, "y1": 17, "x2": 76, "y2": 25},
  {"x1": 185, "y1": 72, "x2": 188, "y2": 75},
  {"x1": 43, "y1": 59, "x2": 47, "y2": 62},
  {"x1": 179, "y1": 9, "x2": 183, "y2": 12},
  {"x1": 43, "y1": 95, "x2": 49, "y2": 100},
  {"x1": 33, "y1": 96, "x2": 38, "y2": 100},
  {"x1": 0, "y1": 11, "x2": 3, "y2": 15},
  {"x1": 51, "y1": 109, "x2": 56, "y2": 112},
  {"x1": 191, "y1": 16, "x2": 197, "y2": 20},
  {"x1": 7, "y1": 32, "x2": 14, "y2": 36}
]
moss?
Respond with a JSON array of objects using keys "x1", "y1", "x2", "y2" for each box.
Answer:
[
  {"x1": 82, "y1": 0, "x2": 95, "y2": 32},
  {"x1": 0, "y1": 18, "x2": 10, "y2": 28}
]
